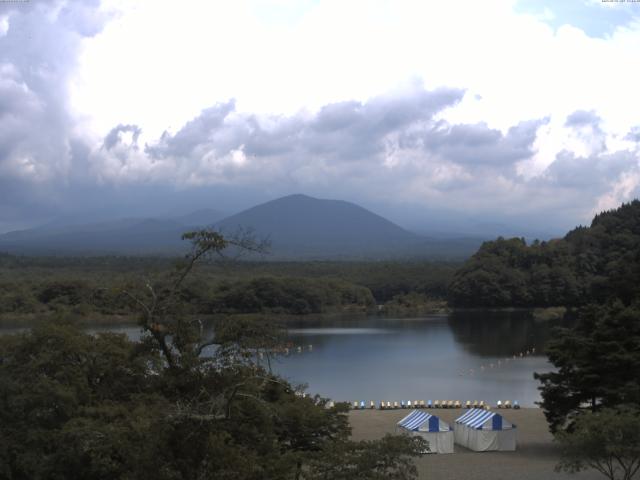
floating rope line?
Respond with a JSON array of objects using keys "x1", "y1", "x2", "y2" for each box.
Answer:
[{"x1": 458, "y1": 347, "x2": 538, "y2": 377}]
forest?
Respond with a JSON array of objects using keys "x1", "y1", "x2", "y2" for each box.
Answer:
[
  {"x1": 448, "y1": 200, "x2": 640, "y2": 308},
  {"x1": 0, "y1": 255, "x2": 456, "y2": 325}
]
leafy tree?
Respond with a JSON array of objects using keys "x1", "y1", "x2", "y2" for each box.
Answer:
[
  {"x1": 535, "y1": 303, "x2": 640, "y2": 433},
  {"x1": 556, "y1": 408, "x2": 640, "y2": 480},
  {"x1": 0, "y1": 319, "x2": 165, "y2": 479},
  {"x1": 306, "y1": 434, "x2": 427, "y2": 480},
  {"x1": 0, "y1": 229, "x2": 424, "y2": 480}
]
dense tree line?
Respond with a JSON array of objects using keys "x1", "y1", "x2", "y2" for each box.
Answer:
[
  {"x1": 449, "y1": 201, "x2": 640, "y2": 307},
  {"x1": 210, "y1": 277, "x2": 375, "y2": 315},
  {"x1": 0, "y1": 276, "x2": 374, "y2": 320},
  {"x1": 0, "y1": 256, "x2": 456, "y2": 323}
]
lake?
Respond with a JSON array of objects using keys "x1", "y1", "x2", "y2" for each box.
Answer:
[
  {"x1": 1, "y1": 310, "x2": 565, "y2": 406},
  {"x1": 274, "y1": 310, "x2": 564, "y2": 407}
]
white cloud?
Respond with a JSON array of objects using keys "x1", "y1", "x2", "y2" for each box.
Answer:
[
  {"x1": 1, "y1": 0, "x2": 640, "y2": 232},
  {"x1": 71, "y1": 1, "x2": 640, "y2": 149},
  {"x1": 0, "y1": 15, "x2": 8, "y2": 36}
]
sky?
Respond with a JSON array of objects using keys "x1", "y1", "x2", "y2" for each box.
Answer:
[{"x1": 1, "y1": 0, "x2": 639, "y2": 236}]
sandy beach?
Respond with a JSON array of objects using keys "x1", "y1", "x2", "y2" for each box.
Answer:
[{"x1": 349, "y1": 408, "x2": 602, "y2": 480}]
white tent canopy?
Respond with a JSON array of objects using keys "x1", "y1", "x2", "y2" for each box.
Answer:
[
  {"x1": 454, "y1": 410, "x2": 516, "y2": 452},
  {"x1": 396, "y1": 410, "x2": 454, "y2": 454}
]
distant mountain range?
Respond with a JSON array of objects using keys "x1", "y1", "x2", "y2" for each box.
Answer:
[{"x1": 0, "y1": 195, "x2": 484, "y2": 259}]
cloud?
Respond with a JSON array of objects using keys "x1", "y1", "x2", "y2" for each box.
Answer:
[
  {"x1": 0, "y1": 0, "x2": 112, "y2": 224},
  {"x1": 625, "y1": 126, "x2": 640, "y2": 143},
  {"x1": 565, "y1": 109, "x2": 600, "y2": 128},
  {"x1": 543, "y1": 149, "x2": 637, "y2": 189},
  {"x1": 1, "y1": 0, "x2": 640, "y2": 236},
  {"x1": 94, "y1": 86, "x2": 469, "y2": 185},
  {"x1": 0, "y1": 1, "x2": 140, "y2": 232},
  {"x1": 85, "y1": 87, "x2": 562, "y2": 219},
  {"x1": 514, "y1": 0, "x2": 640, "y2": 38},
  {"x1": 103, "y1": 124, "x2": 142, "y2": 151},
  {"x1": 563, "y1": 109, "x2": 607, "y2": 154},
  {"x1": 418, "y1": 118, "x2": 548, "y2": 169}
]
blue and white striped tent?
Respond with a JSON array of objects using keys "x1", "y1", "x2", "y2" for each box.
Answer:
[
  {"x1": 396, "y1": 410, "x2": 454, "y2": 454},
  {"x1": 454, "y1": 410, "x2": 516, "y2": 451}
]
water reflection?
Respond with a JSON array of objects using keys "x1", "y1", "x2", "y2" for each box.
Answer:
[
  {"x1": 447, "y1": 309, "x2": 573, "y2": 357},
  {"x1": 287, "y1": 327, "x2": 391, "y2": 335},
  {"x1": 274, "y1": 311, "x2": 562, "y2": 406}
]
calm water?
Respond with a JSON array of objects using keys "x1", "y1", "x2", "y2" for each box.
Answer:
[
  {"x1": 1, "y1": 310, "x2": 566, "y2": 406},
  {"x1": 274, "y1": 310, "x2": 566, "y2": 407}
]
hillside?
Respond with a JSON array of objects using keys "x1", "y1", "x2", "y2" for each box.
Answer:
[
  {"x1": 0, "y1": 210, "x2": 224, "y2": 256},
  {"x1": 216, "y1": 194, "x2": 422, "y2": 258},
  {"x1": 0, "y1": 194, "x2": 482, "y2": 259},
  {"x1": 448, "y1": 200, "x2": 640, "y2": 307}
]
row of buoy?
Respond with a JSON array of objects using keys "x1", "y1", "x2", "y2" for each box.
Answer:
[
  {"x1": 258, "y1": 344, "x2": 313, "y2": 358},
  {"x1": 348, "y1": 399, "x2": 520, "y2": 410},
  {"x1": 459, "y1": 348, "x2": 537, "y2": 377}
]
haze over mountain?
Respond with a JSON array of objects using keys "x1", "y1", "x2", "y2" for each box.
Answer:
[
  {"x1": 0, "y1": 194, "x2": 482, "y2": 259},
  {"x1": 216, "y1": 194, "x2": 420, "y2": 258},
  {"x1": 0, "y1": 210, "x2": 225, "y2": 256}
]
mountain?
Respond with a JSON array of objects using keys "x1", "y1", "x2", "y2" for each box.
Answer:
[
  {"x1": 215, "y1": 194, "x2": 481, "y2": 259},
  {"x1": 0, "y1": 209, "x2": 226, "y2": 256},
  {"x1": 0, "y1": 195, "x2": 481, "y2": 258},
  {"x1": 216, "y1": 194, "x2": 416, "y2": 254},
  {"x1": 171, "y1": 208, "x2": 225, "y2": 227},
  {"x1": 0, "y1": 218, "x2": 186, "y2": 255}
]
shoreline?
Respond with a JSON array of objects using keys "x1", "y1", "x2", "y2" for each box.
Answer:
[{"x1": 349, "y1": 408, "x2": 600, "y2": 480}]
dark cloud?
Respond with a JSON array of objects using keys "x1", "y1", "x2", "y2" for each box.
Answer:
[
  {"x1": 543, "y1": 149, "x2": 638, "y2": 189},
  {"x1": 0, "y1": 1, "x2": 107, "y2": 182},
  {"x1": 625, "y1": 126, "x2": 640, "y2": 143},
  {"x1": 565, "y1": 109, "x2": 600, "y2": 128},
  {"x1": 0, "y1": 0, "x2": 112, "y2": 226},
  {"x1": 143, "y1": 87, "x2": 466, "y2": 167},
  {"x1": 419, "y1": 118, "x2": 547, "y2": 168},
  {"x1": 146, "y1": 101, "x2": 237, "y2": 159},
  {"x1": 103, "y1": 124, "x2": 142, "y2": 151},
  {"x1": 564, "y1": 109, "x2": 606, "y2": 152}
]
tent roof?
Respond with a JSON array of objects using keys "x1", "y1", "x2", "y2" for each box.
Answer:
[
  {"x1": 397, "y1": 410, "x2": 450, "y2": 432},
  {"x1": 455, "y1": 409, "x2": 514, "y2": 430}
]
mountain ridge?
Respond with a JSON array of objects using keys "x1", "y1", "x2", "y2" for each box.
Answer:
[{"x1": 0, "y1": 194, "x2": 482, "y2": 259}]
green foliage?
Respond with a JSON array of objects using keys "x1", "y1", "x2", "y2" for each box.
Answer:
[
  {"x1": 555, "y1": 407, "x2": 640, "y2": 480},
  {"x1": 0, "y1": 229, "x2": 425, "y2": 479},
  {"x1": 211, "y1": 277, "x2": 375, "y2": 314},
  {"x1": 0, "y1": 317, "x2": 422, "y2": 480},
  {"x1": 0, "y1": 319, "x2": 166, "y2": 480},
  {"x1": 449, "y1": 200, "x2": 640, "y2": 307},
  {"x1": 380, "y1": 292, "x2": 447, "y2": 315},
  {"x1": 0, "y1": 255, "x2": 456, "y2": 324},
  {"x1": 535, "y1": 302, "x2": 640, "y2": 433},
  {"x1": 306, "y1": 434, "x2": 427, "y2": 480}
]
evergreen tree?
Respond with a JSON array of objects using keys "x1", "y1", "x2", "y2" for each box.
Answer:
[{"x1": 535, "y1": 302, "x2": 640, "y2": 433}]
